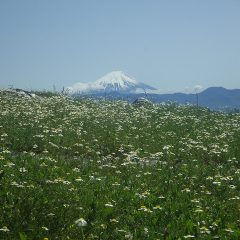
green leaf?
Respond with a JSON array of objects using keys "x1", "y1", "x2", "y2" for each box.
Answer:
[{"x1": 19, "y1": 232, "x2": 27, "y2": 240}]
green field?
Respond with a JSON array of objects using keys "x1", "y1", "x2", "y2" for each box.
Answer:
[{"x1": 0, "y1": 92, "x2": 240, "y2": 239}]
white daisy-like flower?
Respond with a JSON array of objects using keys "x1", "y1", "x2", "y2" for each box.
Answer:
[
  {"x1": 0, "y1": 226, "x2": 10, "y2": 232},
  {"x1": 75, "y1": 218, "x2": 87, "y2": 227}
]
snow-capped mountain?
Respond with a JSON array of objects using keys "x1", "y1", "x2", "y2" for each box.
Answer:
[{"x1": 67, "y1": 71, "x2": 156, "y2": 94}]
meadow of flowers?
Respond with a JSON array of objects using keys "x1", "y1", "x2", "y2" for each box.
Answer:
[{"x1": 0, "y1": 92, "x2": 240, "y2": 239}]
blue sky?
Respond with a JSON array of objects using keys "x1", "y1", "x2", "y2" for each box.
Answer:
[{"x1": 0, "y1": 0, "x2": 240, "y2": 92}]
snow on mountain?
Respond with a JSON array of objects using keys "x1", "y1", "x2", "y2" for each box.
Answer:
[
  {"x1": 67, "y1": 71, "x2": 156, "y2": 94},
  {"x1": 95, "y1": 71, "x2": 138, "y2": 90}
]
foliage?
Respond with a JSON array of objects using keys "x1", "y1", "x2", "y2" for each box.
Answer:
[{"x1": 0, "y1": 93, "x2": 240, "y2": 239}]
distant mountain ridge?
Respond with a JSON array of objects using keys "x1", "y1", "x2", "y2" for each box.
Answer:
[
  {"x1": 67, "y1": 71, "x2": 240, "y2": 110},
  {"x1": 69, "y1": 86, "x2": 240, "y2": 110},
  {"x1": 197, "y1": 87, "x2": 240, "y2": 109}
]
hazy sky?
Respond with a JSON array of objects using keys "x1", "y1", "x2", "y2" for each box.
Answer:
[{"x1": 0, "y1": 0, "x2": 240, "y2": 92}]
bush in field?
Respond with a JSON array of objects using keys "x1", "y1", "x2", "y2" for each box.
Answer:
[{"x1": 0, "y1": 92, "x2": 240, "y2": 239}]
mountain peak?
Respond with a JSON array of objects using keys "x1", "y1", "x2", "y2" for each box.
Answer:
[{"x1": 68, "y1": 71, "x2": 156, "y2": 94}]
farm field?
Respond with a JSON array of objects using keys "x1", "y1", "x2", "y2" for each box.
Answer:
[{"x1": 0, "y1": 92, "x2": 240, "y2": 239}]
